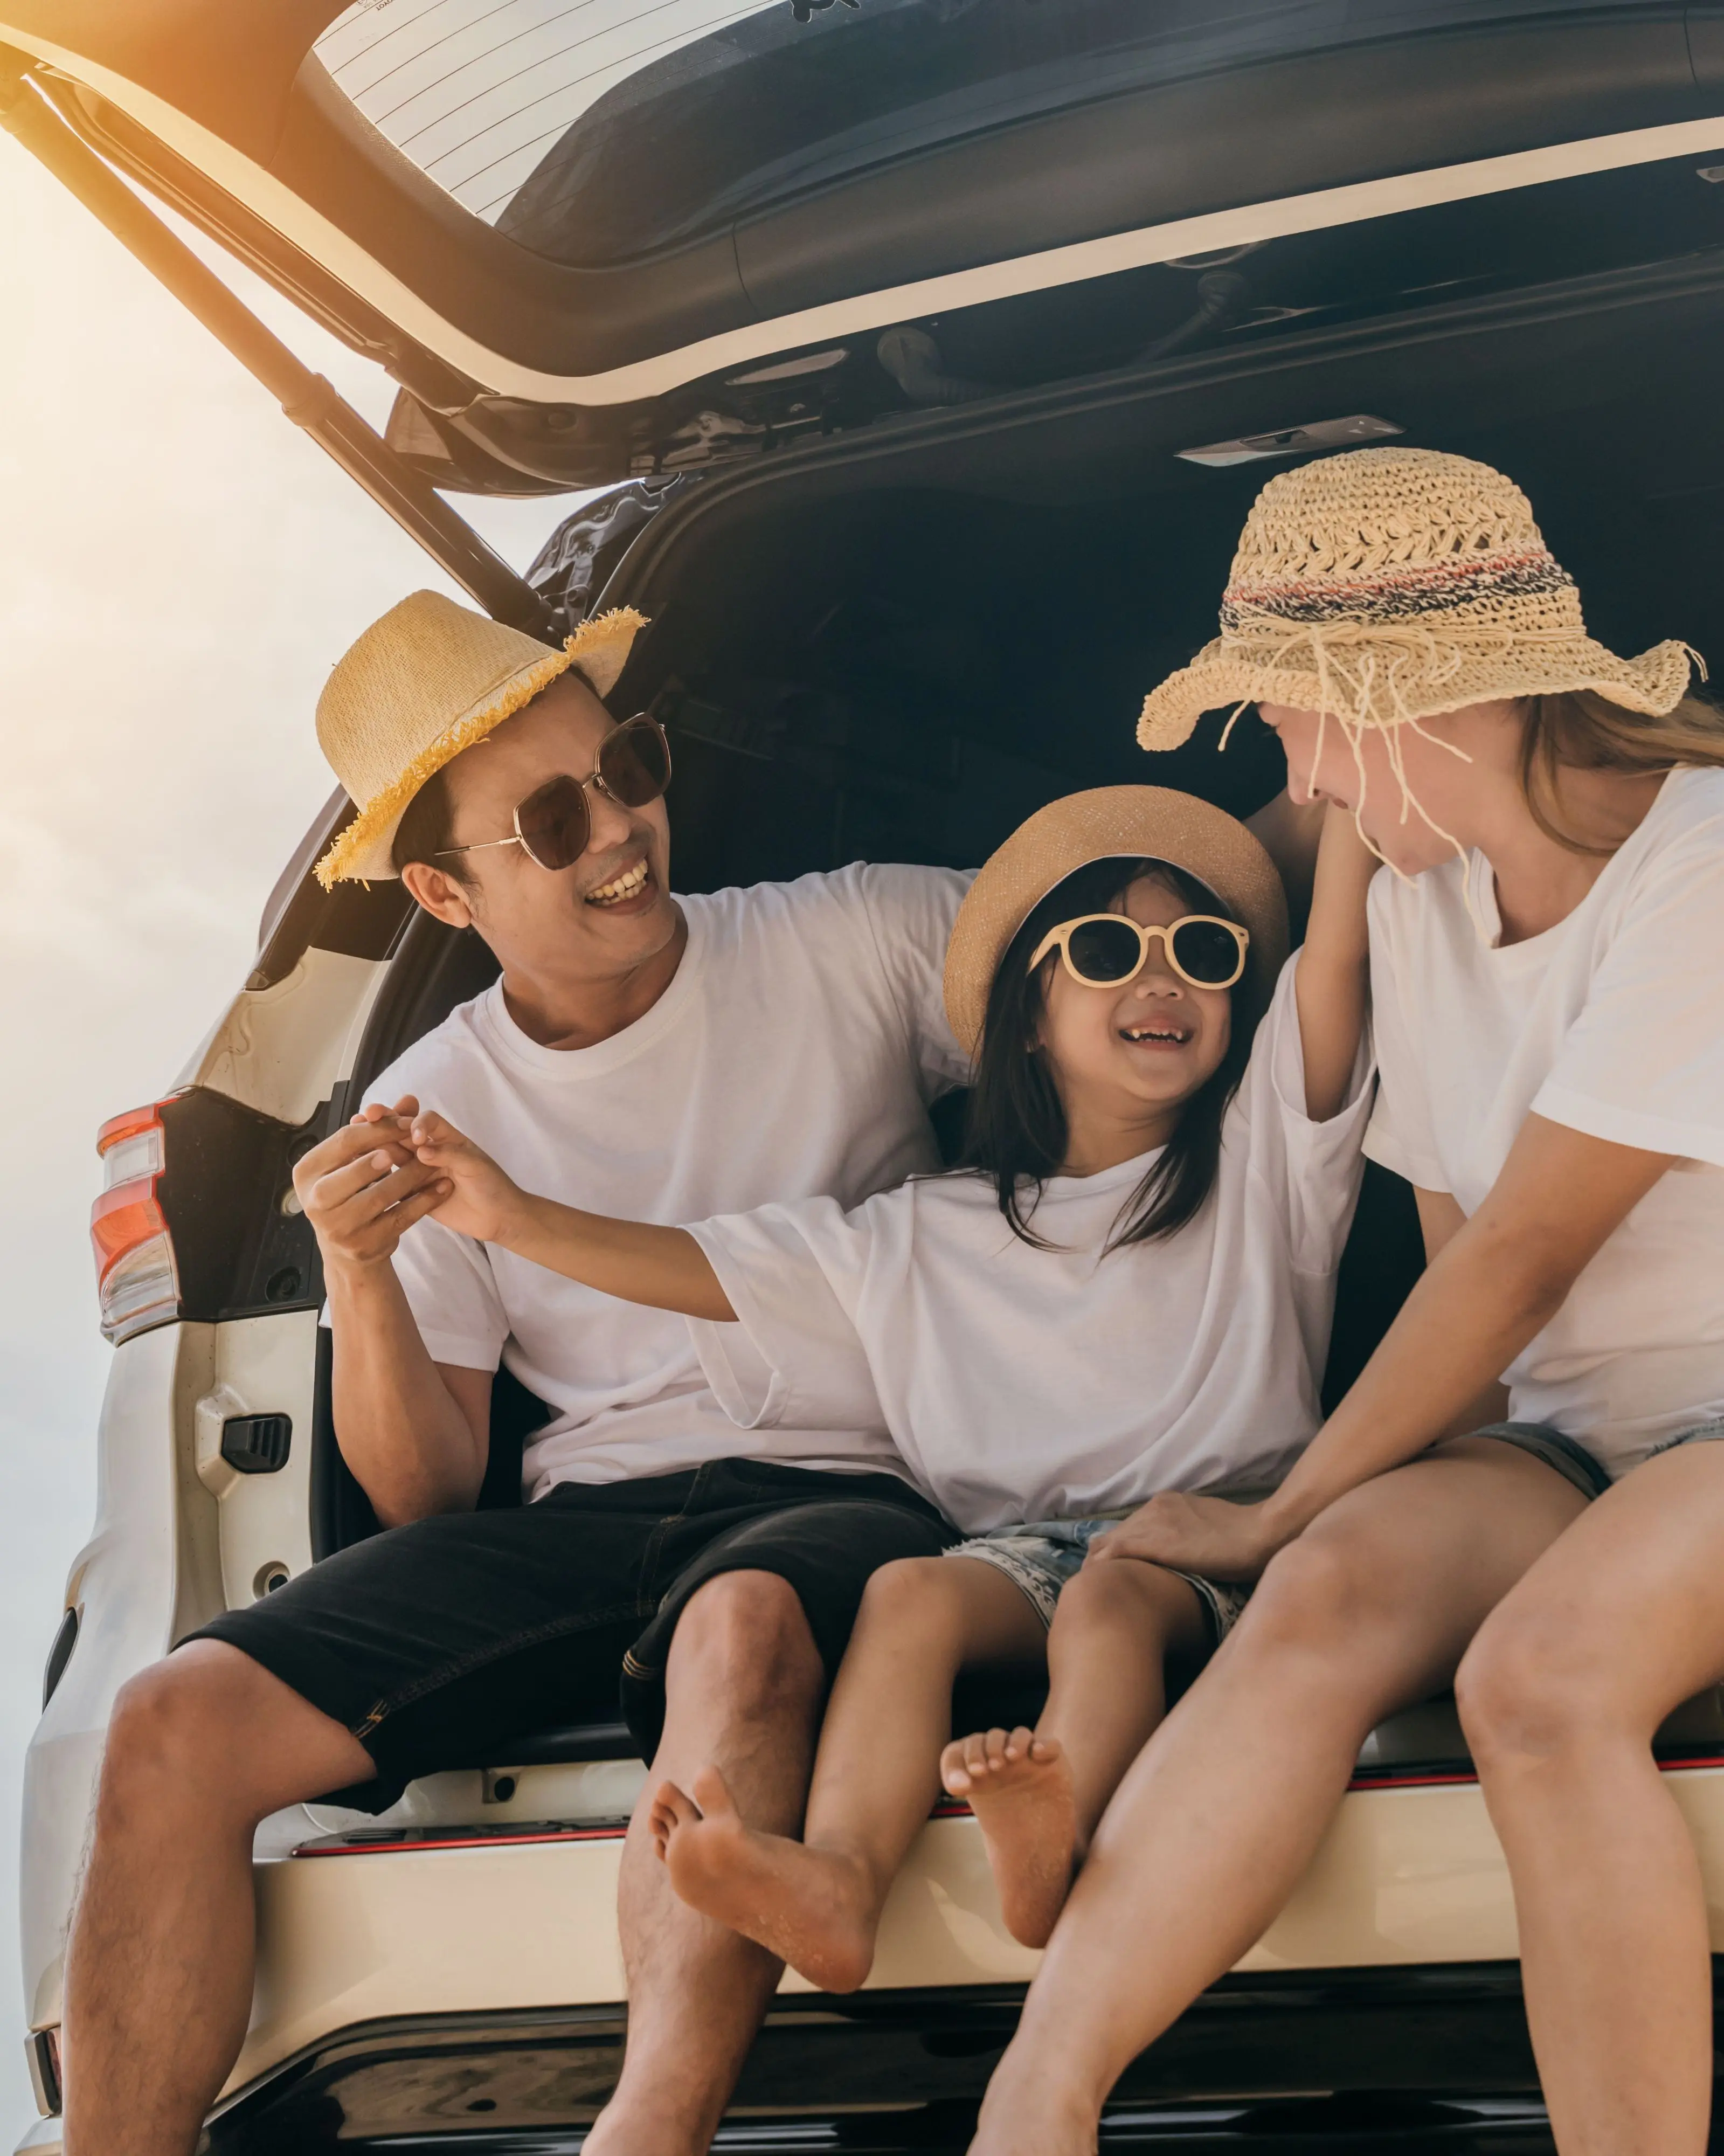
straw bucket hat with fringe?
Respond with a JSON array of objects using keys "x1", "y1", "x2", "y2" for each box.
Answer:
[
  {"x1": 313, "y1": 590, "x2": 648, "y2": 888},
  {"x1": 1137, "y1": 446, "x2": 1699, "y2": 757},
  {"x1": 943, "y1": 785, "x2": 1289, "y2": 1059}
]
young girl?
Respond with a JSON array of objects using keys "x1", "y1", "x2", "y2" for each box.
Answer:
[
  {"x1": 407, "y1": 784, "x2": 1377, "y2": 1988},
  {"x1": 963, "y1": 448, "x2": 1724, "y2": 2156}
]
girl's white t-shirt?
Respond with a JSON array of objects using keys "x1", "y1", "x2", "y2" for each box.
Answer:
[
  {"x1": 685, "y1": 958, "x2": 1374, "y2": 1534},
  {"x1": 1364, "y1": 765, "x2": 1724, "y2": 1475},
  {"x1": 365, "y1": 866, "x2": 971, "y2": 1499}
]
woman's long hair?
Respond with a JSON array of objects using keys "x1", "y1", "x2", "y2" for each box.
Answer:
[
  {"x1": 956, "y1": 856, "x2": 1258, "y2": 1254},
  {"x1": 1520, "y1": 687, "x2": 1724, "y2": 854}
]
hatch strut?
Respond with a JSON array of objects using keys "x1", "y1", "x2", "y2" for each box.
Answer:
[{"x1": 0, "y1": 65, "x2": 559, "y2": 644}]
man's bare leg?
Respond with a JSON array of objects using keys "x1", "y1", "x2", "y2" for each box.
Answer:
[
  {"x1": 63, "y1": 1641, "x2": 376, "y2": 2156},
  {"x1": 966, "y1": 1440, "x2": 1589, "y2": 2156},
  {"x1": 649, "y1": 1558, "x2": 1045, "y2": 1992},
  {"x1": 1457, "y1": 1443, "x2": 1724, "y2": 2156},
  {"x1": 944, "y1": 1560, "x2": 1208, "y2": 1947},
  {"x1": 583, "y1": 1571, "x2": 826, "y2": 2156}
]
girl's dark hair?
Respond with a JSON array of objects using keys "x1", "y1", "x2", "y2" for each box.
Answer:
[{"x1": 957, "y1": 856, "x2": 1257, "y2": 1253}]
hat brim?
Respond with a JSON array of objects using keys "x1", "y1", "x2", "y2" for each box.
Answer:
[
  {"x1": 943, "y1": 786, "x2": 1290, "y2": 1059},
  {"x1": 1137, "y1": 631, "x2": 1695, "y2": 753},
  {"x1": 315, "y1": 607, "x2": 648, "y2": 887}
]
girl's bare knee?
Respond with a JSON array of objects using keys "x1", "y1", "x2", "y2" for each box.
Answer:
[{"x1": 855, "y1": 1556, "x2": 966, "y2": 1635}]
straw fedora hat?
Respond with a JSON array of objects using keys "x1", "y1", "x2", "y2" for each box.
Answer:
[
  {"x1": 313, "y1": 590, "x2": 648, "y2": 887},
  {"x1": 943, "y1": 786, "x2": 1289, "y2": 1059},
  {"x1": 1137, "y1": 446, "x2": 1697, "y2": 753}
]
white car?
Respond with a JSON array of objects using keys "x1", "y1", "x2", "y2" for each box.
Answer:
[{"x1": 6, "y1": 2, "x2": 1724, "y2": 2148}]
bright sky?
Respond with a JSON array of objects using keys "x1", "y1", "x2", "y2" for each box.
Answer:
[{"x1": 0, "y1": 128, "x2": 582, "y2": 2136}]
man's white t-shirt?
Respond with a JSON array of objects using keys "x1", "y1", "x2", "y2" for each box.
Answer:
[
  {"x1": 684, "y1": 958, "x2": 1374, "y2": 1534},
  {"x1": 364, "y1": 867, "x2": 971, "y2": 1499},
  {"x1": 1364, "y1": 766, "x2": 1724, "y2": 1475}
]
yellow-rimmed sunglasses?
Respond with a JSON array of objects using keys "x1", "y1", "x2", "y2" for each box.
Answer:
[{"x1": 1029, "y1": 913, "x2": 1249, "y2": 992}]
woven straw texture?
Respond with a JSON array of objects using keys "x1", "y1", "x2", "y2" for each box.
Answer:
[
  {"x1": 943, "y1": 786, "x2": 1289, "y2": 1058},
  {"x1": 314, "y1": 590, "x2": 647, "y2": 886},
  {"x1": 1138, "y1": 447, "x2": 1695, "y2": 753}
]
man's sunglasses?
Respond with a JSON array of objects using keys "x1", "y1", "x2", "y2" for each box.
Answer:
[
  {"x1": 434, "y1": 714, "x2": 672, "y2": 874},
  {"x1": 1029, "y1": 913, "x2": 1249, "y2": 992}
]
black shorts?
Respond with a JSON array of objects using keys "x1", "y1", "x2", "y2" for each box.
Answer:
[{"x1": 186, "y1": 1458, "x2": 951, "y2": 1813}]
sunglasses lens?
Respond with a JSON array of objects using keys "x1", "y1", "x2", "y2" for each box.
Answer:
[
  {"x1": 515, "y1": 775, "x2": 591, "y2": 872},
  {"x1": 599, "y1": 717, "x2": 671, "y2": 808},
  {"x1": 1171, "y1": 918, "x2": 1244, "y2": 985},
  {"x1": 1065, "y1": 918, "x2": 1146, "y2": 984}
]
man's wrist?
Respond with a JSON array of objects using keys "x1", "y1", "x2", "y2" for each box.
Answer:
[{"x1": 321, "y1": 1246, "x2": 398, "y2": 1297}]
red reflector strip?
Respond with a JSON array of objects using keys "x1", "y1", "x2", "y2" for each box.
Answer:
[
  {"x1": 292, "y1": 1820, "x2": 631, "y2": 1857},
  {"x1": 1345, "y1": 1749, "x2": 1724, "y2": 1794},
  {"x1": 290, "y1": 1755, "x2": 1724, "y2": 1858}
]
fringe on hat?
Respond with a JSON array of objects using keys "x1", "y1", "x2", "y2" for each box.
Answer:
[{"x1": 313, "y1": 608, "x2": 648, "y2": 890}]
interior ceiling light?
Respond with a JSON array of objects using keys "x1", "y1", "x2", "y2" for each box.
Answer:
[
  {"x1": 1698, "y1": 165, "x2": 1724, "y2": 183},
  {"x1": 1178, "y1": 414, "x2": 1403, "y2": 468}
]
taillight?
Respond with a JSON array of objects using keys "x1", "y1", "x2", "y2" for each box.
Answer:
[{"x1": 92, "y1": 1103, "x2": 179, "y2": 1342}]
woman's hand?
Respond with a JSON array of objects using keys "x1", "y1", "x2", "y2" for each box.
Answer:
[
  {"x1": 410, "y1": 1111, "x2": 528, "y2": 1245},
  {"x1": 1086, "y1": 1491, "x2": 1291, "y2": 1583}
]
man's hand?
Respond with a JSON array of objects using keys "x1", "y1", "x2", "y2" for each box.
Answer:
[
  {"x1": 1085, "y1": 1491, "x2": 1291, "y2": 1583},
  {"x1": 294, "y1": 1095, "x2": 452, "y2": 1273},
  {"x1": 410, "y1": 1111, "x2": 528, "y2": 1246}
]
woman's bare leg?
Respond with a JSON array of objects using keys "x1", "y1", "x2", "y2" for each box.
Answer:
[
  {"x1": 967, "y1": 1439, "x2": 1589, "y2": 2156},
  {"x1": 1457, "y1": 1442, "x2": 1724, "y2": 2156},
  {"x1": 653, "y1": 1556, "x2": 1044, "y2": 1990},
  {"x1": 945, "y1": 1562, "x2": 1208, "y2": 1946}
]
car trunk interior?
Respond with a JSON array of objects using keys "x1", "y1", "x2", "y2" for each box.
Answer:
[{"x1": 310, "y1": 252, "x2": 1724, "y2": 1777}]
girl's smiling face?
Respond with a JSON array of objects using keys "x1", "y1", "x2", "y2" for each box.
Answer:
[{"x1": 1035, "y1": 869, "x2": 1234, "y2": 1160}]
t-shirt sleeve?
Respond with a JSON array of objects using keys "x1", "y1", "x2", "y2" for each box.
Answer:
[
  {"x1": 853, "y1": 862, "x2": 975, "y2": 1096},
  {"x1": 1237, "y1": 950, "x2": 1376, "y2": 1272},
  {"x1": 683, "y1": 1197, "x2": 889, "y2": 1434},
  {"x1": 1533, "y1": 800, "x2": 1724, "y2": 1167},
  {"x1": 387, "y1": 1214, "x2": 510, "y2": 1373},
  {"x1": 1360, "y1": 873, "x2": 1449, "y2": 1193}
]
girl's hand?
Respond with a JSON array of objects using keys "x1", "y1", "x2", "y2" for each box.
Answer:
[
  {"x1": 410, "y1": 1111, "x2": 528, "y2": 1245},
  {"x1": 1086, "y1": 1491, "x2": 1289, "y2": 1583}
]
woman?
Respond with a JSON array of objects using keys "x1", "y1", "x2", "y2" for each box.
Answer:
[{"x1": 967, "y1": 446, "x2": 1724, "y2": 2156}]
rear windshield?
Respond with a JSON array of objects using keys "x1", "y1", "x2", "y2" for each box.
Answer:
[{"x1": 314, "y1": 0, "x2": 1659, "y2": 267}]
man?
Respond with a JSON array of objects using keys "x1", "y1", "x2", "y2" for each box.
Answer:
[{"x1": 62, "y1": 591, "x2": 971, "y2": 2156}]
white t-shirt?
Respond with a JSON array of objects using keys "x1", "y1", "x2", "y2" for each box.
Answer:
[
  {"x1": 685, "y1": 958, "x2": 1374, "y2": 1534},
  {"x1": 1364, "y1": 765, "x2": 1724, "y2": 1474},
  {"x1": 364, "y1": 867, "x2": 971, "y2": 1498}
]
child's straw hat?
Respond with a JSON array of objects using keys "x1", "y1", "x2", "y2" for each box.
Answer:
[
  {"x1": 944, "y1": 786, "x2": 1288, "y2": 1058},
  {"x1": 1137, "y1": 447, "x2": 1697, "y2": 753},
  {"x1": 313, "y1": 590, "x2": 647, "y2": 888}
]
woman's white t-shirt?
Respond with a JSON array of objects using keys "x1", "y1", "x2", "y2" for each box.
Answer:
[
  {"x1": 685, "y1": 958, "x2": 1374, "y2": 1535},
  {"x1": 365, "y1": 866, "x2": 971, "y2": 1499},
  {"x1": 1364, "y1": 765, "x2": 1724, "y2": 1475}
]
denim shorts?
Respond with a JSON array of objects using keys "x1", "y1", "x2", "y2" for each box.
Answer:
[
  {"x1": 1466, "y1": 1416, "x2": 1724, "y2": 1496},
  {"x1": 945, "y1": 1517, "x2": 1251, "y2": 1648}
]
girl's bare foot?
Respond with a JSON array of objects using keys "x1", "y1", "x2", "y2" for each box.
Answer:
[
  {"x1": 940, "y1": 1726, "x2": 1077, "y2": 1947},
  {"x1": 648, "y1": 1765, "x2": 881, "y2": 1992}
]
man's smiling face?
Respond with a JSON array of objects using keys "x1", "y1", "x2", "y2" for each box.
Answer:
[{"x1": 412, "y1": 671, "x2": 679, "y2": 986}]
